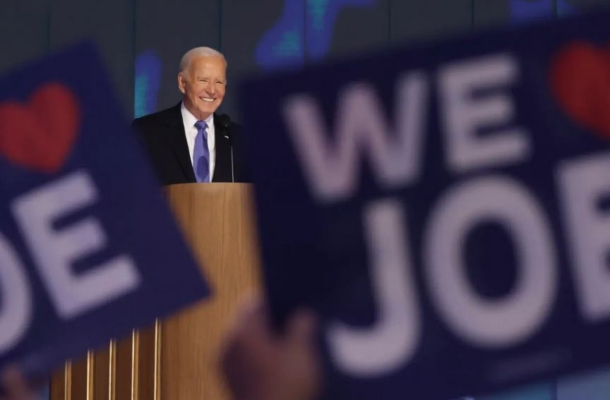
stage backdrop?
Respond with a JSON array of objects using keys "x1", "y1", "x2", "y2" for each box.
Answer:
[{"x1": 2, "y1": 0, "x2": 610, "y2": 399}]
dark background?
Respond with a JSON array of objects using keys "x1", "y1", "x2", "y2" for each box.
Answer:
[{"x1": 2, "y1": 0, "x2": 608, "y2": 122}]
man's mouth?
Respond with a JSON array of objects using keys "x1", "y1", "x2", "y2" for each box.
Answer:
[{"x1": 201, "y1": 97, "x2": 215, "y2": 103}]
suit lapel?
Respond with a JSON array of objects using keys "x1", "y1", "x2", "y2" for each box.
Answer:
[
  {"x1": 213, "y1": 115, "x2": 232, "y2": 182},
  {"x1": 165, "y1": 104, "x2": 196, "y2": 183}
]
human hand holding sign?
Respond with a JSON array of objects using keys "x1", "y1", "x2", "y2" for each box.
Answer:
[
  {"x1": 220, "y1": 296, "x2": 322, "y2": 400},
  {"x1": 0, "y1": 368, "x2": 40, "y2": 400}
]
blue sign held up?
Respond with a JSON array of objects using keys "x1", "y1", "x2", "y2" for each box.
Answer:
[
  {"x1": 241, "y1": 8, "x2": 610, "y2": 400},
  {"x1": 0, "y1": 43, "x2": 209, "y2": 382}
]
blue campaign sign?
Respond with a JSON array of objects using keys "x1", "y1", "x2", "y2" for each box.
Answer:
[
  {"x1": 0, "y1": 43, "x2": 209, "y2": 381},
  {"x1": 240, "y1": 8, "x2": 610, "y2": 400}
]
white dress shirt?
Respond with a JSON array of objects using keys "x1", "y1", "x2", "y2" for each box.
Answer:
[{"x1": 181, "y1": 102, "x2": 216, "y2": 180}]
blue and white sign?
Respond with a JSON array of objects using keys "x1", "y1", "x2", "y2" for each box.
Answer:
[
  {"x1": 0, "y1": 43, "x2": 209, "y2": 383},
  {"x1": 240, "y1": 9, "x2": 610, "y2": 400}
]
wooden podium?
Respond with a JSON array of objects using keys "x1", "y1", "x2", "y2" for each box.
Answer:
[{"x1": 49, "y1": 183, "x2": 261, "y2": 400}]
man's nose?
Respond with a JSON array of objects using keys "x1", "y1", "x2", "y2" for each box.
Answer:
[{"x1": 206, "y1": 82, "x2": 216, "y2": 94}]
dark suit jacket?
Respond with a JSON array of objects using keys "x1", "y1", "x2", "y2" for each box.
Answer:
[{"x1": 132, "y1": 103, "x2": 249, "y2": 186}]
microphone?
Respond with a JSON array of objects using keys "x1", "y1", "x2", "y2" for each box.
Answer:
[
  {"x1": 217, "y1": 114, "x2": 235, "y2": 182},
  {"x1": 218, "y1": 113, "x2": 232, "y2": 135}
]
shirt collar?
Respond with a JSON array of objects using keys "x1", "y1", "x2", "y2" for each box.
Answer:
[{"x1": 181, "y1": 101, "x2": 215, "y2": 130}]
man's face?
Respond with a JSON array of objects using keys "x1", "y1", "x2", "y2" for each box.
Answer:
[{"x1": 178, "y1": 55, "x2": 226, "y2": 120}]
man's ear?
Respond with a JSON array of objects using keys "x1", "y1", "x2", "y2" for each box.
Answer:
[{"x1": 178, "y1": 73, "x2": 186, "y2": 94}]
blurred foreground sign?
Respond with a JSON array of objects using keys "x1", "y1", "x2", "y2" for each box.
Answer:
[
  {"x1": 0, "y1": 43, "x2": 209, "y2": 382},
  {"x1": 241, "y1": 9, "x2": 610, "y2": 400}
]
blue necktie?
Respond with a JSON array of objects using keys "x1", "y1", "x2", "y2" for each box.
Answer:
[{"x1": 193, "y1": 120, "x2": 210, "y2": 182}]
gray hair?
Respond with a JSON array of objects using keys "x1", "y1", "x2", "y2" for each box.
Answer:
[{"x1": 179, "y1": 47, "x2": 227, "y2": 75}]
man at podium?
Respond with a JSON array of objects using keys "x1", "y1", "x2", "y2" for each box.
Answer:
[{"x1": 132, "y1": 47, "x2": 249, "y2": 186}]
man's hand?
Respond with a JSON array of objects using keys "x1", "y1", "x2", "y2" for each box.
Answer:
[
  {"x1": 220, "y1": 297, "x2": 322, "y2": 400},
  {"x1": 0, "y1": 368, "x2": 39, "y2": 400}
]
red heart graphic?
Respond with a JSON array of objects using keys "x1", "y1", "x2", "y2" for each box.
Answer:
[
  {"x1": 550, "y1": 42, "x2": 610, "y2": 139},
  {"x1": 0, "y1": 83, "x2": 80, "y2": 173}
]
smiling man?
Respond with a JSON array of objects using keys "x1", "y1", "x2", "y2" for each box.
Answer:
[{"x1": 132, "y1": 47, "x2": 249, "y2": 185}]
